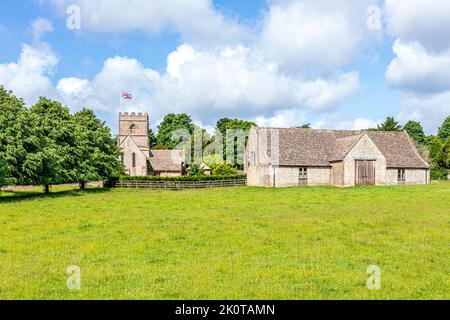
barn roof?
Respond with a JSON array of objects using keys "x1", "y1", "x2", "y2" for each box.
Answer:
[
  {"x1": 366, "y1": 131, "x2": 429, "y2": 168},
  {"x1": 255, "y1": 127, "x2": 429, "y2": 169},
  {"x1": 148, "y1": 150, "x2": 185, "y2": 172}
]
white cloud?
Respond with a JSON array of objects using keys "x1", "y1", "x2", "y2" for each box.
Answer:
[
  {"x1": 56, "y1": 56, "x2": 160, "y2": 113},
  {"x1": 31, "y1": 18, "x2": 53, "y2": 42},
  {"x1": 4, "y1": 0, "x2": 377, "y2": 130},
  {"x1": 293, "y1": 72, "x2": 359, "y2": 109},
  {"x1": 385, "y1": 0, "x2": 450, "y2": 133},
  {"x1": 44, "y1": 0, "x2": 248, "y2": 46},
  {"x1": 48, "y1": 44, "x2": 359, "y2": 127},
  {"x1": 258, "y1": 0, "x2": 376, "y2": 72},
  {"x1": 397, "y1": 92, "x2": 450, "y2": 134},
  {"x1": 385, "y1": 0, "x2": 450, "y2": 51},
  {"x1": 386, "y1": 40, "x2": 450, "y2": 94},
  {"x1": 313, "y1": 116, "x2": 381, "y2": 131},
  {"x1": 0, "y1": 44, "x2": 58, "y2": 104},
  {"x1": 256, "y1": 109, "x2": 307, "y2": 128}
]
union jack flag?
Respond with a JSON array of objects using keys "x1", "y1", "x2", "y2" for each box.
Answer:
[{"x1": 122, "y1": 92, "x2": 133, "y2": 100}]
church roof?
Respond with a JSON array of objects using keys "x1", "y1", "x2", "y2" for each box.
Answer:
[{"x1": 148, "y1": 150, "x2": 185, "y2": 172}]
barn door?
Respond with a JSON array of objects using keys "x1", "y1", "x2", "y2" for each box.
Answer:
[{"x1": 355, "y1": 160, "x2": 376, "y2": 186}]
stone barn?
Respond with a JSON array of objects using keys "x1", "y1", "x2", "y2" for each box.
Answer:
[
  {"x1": 117, "y1": 112, "x2": 185, "y2": 177},
  {"x1": 245, "y1": 127, "x2": 430, "y2": 187}
]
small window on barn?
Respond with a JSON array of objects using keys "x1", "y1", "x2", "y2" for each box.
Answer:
[
  {"x1": 299, "y1": 167, "x2": 308, "y2": 178},
  {"x1": 398, "y1": 169, "x2": 406, "y2": 182},
  {"x1": 132, "y1": 153, "x2": 136, "y2": 168},
  {"x1": 120, "y1": 154, "x2": 124, "y2": 164},
  {"x1": 299, "y1": 167, "x2": 308, "y2": 186}
]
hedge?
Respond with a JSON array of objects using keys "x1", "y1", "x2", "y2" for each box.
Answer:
[{"x1": 112, "y1": 174, "x2": 246, "y2": 182}]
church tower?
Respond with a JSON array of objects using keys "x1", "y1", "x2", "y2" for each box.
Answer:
[
  {"x1": 118, "y1": 112, "x2": 149, "y2": 148},
  {"x1": 118, "y1": 112, "x2": 150, "y2": 176}
]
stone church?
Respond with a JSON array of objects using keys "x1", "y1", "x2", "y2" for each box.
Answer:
[{"x1": 117, "y1": 112, "x2": 185, "y2": 177}]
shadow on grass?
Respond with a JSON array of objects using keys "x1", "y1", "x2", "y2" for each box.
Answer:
[{"x1": 0, "y1": 187, "x2": 112, "y2": 203}]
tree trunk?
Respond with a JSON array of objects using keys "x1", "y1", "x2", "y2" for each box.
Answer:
[
  {"x1": 44, "y1": 185, "x2": 50, "y2": 194},
  {"x1": 79, "y1": 182, "x2": 86, "y2": 190}
]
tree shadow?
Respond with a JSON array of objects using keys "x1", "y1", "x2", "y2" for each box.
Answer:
[{"x1": 0, "y1": 187, "x2": 113, "y2": 204}]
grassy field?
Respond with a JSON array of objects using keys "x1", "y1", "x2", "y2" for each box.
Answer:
[{"x1": 0, "y1": 183, "x2": 449, "y2": 300}]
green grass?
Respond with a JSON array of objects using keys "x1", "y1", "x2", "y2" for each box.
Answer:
[{"x1": 0, "y1": 183, "x2": 449, "y2": 300}]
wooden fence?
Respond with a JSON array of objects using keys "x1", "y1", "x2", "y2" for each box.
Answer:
[{"x1": 111, "y1": 179, "x2": 247, "y2": 190}]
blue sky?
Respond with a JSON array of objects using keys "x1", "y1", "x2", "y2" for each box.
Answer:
[{"x1": 0, "y1": 0, "x2": 449, "y2": 134}]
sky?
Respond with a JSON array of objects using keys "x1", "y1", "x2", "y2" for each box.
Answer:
[{"x1": 0, "y1": 0, "x2": 449, "y2": 134}]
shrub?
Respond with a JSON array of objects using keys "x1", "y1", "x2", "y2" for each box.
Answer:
[
  {"x1": 210, "y1": 163, "x2": 236, "y2": 175},
  {"x1": 203, "y1": 154, "x2": 224, "y2": 166},
  {"x1": 187, "y1": 164, "x2": 205, "y2": 176}
]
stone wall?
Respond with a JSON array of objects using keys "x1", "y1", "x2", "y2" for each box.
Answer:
[
  {"x1": 309, "y1": 167, "x2": 331, "y2": 186},
  {"x1": 385, "y1": 169, "x2": 397, "y2": 185},
  {"x1": 245, "y1": 128, "x2": 274, "y2": 187},
  {"x1": 386, "y1": 168, "x2": 429, "y2": 185},
  {"x1": 274, "y1": 167, "x2": 298, "y2": 187},
  {"x1": 343, "y1": 134, "x2": 387, "y2": 186},
  {"x1": 121, "y1": 136, "x2": 148, "y2": 176},
  {"x1": 119, "y1": 112, "x2": 149, "y2": 148},
  {"x1": 272, "y1": 166, "x2": 330, "y2": 187}
]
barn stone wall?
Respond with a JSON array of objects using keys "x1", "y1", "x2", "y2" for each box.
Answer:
[
  {"x1": 274, "y1": 167, "x2": 297, "y2": 187},
  {"x1": 272, "y1": 166, "x2": 330, "y2": 187},
  {"x1": 245, "y1": 128, "x2": 275, "y2": 187},
  {"x1": 405, "y1": 169, "x2": 429, "y2": 184},
  {"x1": 343, "y1": 134, "x2": 386, "y2": 186},
  {"x1": 308, "y1": 168, "x2": 331, "y2": 186},
  {"x1": 386, "y1": 168, "x2": 429, "y2": 185},
  {"x1": 385, "y1": 169, "x2": 397, "y2": 185}
]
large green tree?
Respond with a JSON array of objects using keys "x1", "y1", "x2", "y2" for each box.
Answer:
[
  {"x1": 72, "y1": 109, "x2": 124, "y2": 189},
  {"x1": 438, "y1": 116, "x2": 450, "y2": 140},
  {"x1": 215, "y1": 118, "x2": 256, "y2": 168},
  {"x1": 426, "y1": 135, "x2": 447, "y2": 179},
  {"x1": 0, "y1": 86, "x2": 41, "y2": 187},
  {"x1": 30, "y1": 97, "x2": 77, "y2": 193},
  {"x1": 377, "y1": 117, "x2": 402, "y2": 131},
  {"x1": 427, "y1": 136, "x2": 444, "y2": 166},
  {"x1": 215, "y1": 118, "x2": 256, "y2": 136},
  {"x1": 156, "y1": 113, "x2": 194, "y2": 149},
  {"x1": 403, "y1": 121, "x2": 426, "y2": 145},
  {"x1": 0, "y1": 86, "x2": 23, "y2": 186},
  {"x1": 187, "y1": 124, "x2": 213, "y2": 165}
]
